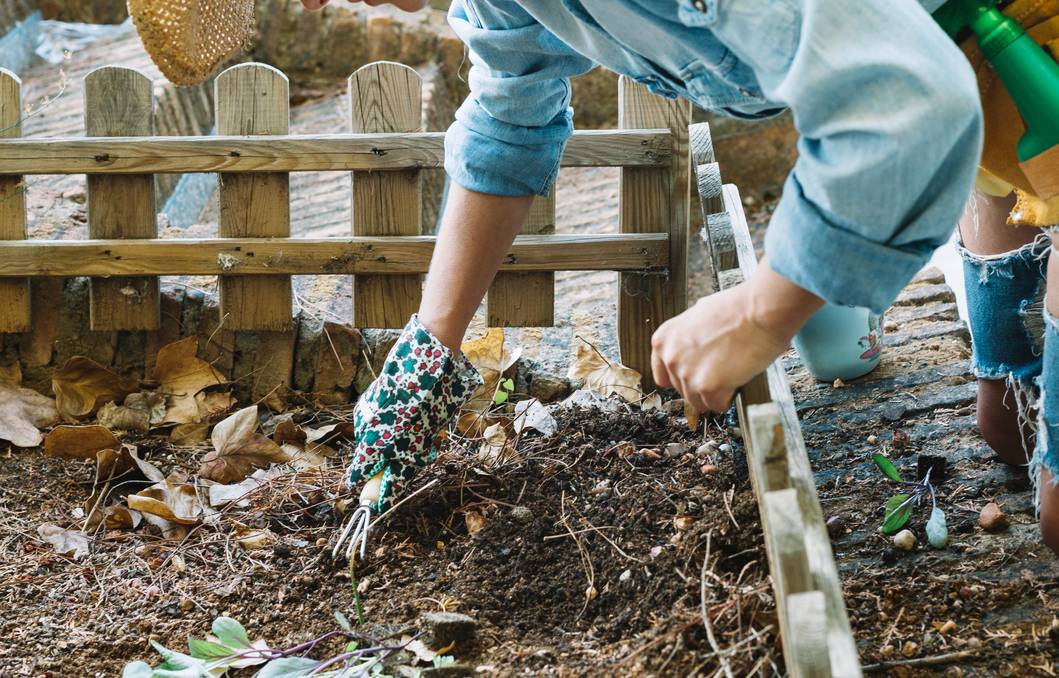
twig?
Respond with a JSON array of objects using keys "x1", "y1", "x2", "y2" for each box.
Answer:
[
  {"x1": 862, "y1": 649, "x2": 978, "y2": 672},
  {"x1": 700, "y1": 531, "x2": 734, "y2": 678}
]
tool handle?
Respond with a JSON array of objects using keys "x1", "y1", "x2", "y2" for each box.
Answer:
[{"x1": 359, "y1": 472, "x2": 385, "y2": 506}]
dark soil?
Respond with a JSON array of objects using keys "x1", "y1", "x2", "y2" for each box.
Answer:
[{"x1": 0, "y1": 403, "x2": 779, "y2": 677}]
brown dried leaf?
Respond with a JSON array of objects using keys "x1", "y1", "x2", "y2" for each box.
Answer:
[
  {"x1": 43, "y1": 425, "x2": 120, "y2": 461},
  {"x1": 127, "y1": 472, "x2": 203, "y2": 526},
  {"x1": 37, "y1": 523, "x2": 90, "y2": 559},
  {"x1": 198, "y1": 405, "x2": 290, "y2": 484},
  {"x1": 566, "y1": 338, "x2": 642, "y2": 403},
  {"x1": 465, "y1": 511, "x2": 487, "y2": 536},
  {"x1": 97, "y1": 391, "x2": 166, "y2": 433},
  {"x1": 477, "y1": 423, "x2": 513, "y2": 467},
  {"x1": 461, "y1": 329, "x2": 522, "y2": 414},
  {"x1": 51, "y1": 357, "x2": 138, "y2": 421},
  {"x1": 151, "y1": 337, "x2": 234, "y2": 425},
  {"x1": 234, "y1": 526, "x2": 277, "y2": 550},
  {"x1": 0, "y1": 381, "x2": 59, "y2": 448},
  {"x1": 170, "y1": 422, "x2": 209, "y2": 445}
]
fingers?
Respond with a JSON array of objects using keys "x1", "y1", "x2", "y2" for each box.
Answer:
[
  {"x1": 300, "y1": 0, "x2": 330, "y2": 9},
  {"x1": 650, "y1": 343, "x2": 672, "y2": 390}
]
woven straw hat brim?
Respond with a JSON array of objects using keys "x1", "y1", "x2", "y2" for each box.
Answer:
[{"x1": 128, "y1": 0, "x2": 256, "y2": 86}]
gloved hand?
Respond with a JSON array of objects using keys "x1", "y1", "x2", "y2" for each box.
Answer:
[{"x1": 345, "y1": 315, "x2": 483, "y2": 511}]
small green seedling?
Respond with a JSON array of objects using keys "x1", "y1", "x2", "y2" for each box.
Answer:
[
  {"x1": 872, "y1": 453, "x2": 948, "y2": 548},
  {"x1": 493, "y1": 378, "x2": 515, "y2": 405}
]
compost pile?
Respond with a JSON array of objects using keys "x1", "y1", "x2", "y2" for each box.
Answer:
[{"x1": 0, "y1": 331, "x2": 778, "y2": 676}]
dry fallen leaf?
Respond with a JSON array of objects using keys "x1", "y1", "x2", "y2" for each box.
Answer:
[
  {"x1": 273, "y1": 419, "x2": 336, "y2": 470},
  {"x1": 170, "y1": 422, "x2": 209, "y2": 445},
  {"x1": 207, "y1": 467, "x2": 285, "y2": 508},
  {"x1": 641, "y1": 392, "x2": 663, "y2": 411},
  {"x1": 151, "y1": 337, "x2": 234, "y2": 425},
  {"x1": 198, "y1": 406, "x2": 290, "y2": 484},
  {"x1": 101, "y1": 505, "x2": 142, "y2": 530},
  {"x1": 477, "y1": 423, "x2": 513, "y2": 467},
  {"x1": 235, "y1": 526, "x2": 277, "y2": 550},
  {"x1": 461, "y1": 329, "x2": 522, "y2": 414},
  {"x1": 0, "y1": 380, "x2": 59, "y2": 448},
  {"x1": 37, "y1": 523, "x2": 90, "y2": 559},
  {"x1": 513, "y1": 398, "x2": 557, "y2": 436},
  {"x1": 128, "y1": 471, "x2": 204, "y2": 537},
  {"x1": 43, "y1": 425, "x2": 119, "y2": 461},
  {"x1": 566, "y1": 338, "x2": 642, "y2": 403},
  {"x1": 51, "y1": 357, "x2": 138, "y2": 421},
  {"x1": 97, "y1": 391, "x2": 166, "y2": 433}
]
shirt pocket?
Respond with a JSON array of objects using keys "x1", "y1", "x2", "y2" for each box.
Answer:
[{"x1": 677, "y1": 0, "x2": 717, "y2": 27}]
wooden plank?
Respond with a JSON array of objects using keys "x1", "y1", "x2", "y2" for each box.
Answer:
[
  {"x1": 786, "y1": 592, "x2": 833, "y2": 678},
  {"x1": 0, "y1": 234, "x2": 670, "y2": 277},
  {"x1": 84, "y1": 66, "x2": 159, "y2": 331},
  {"x1": 349, "y1": 61, "x2": 422, "y2": 328},
  {"x1": 487, "y1": 190, "x2": 556, "y2": 326},
  {"x1": 0, "y1": 68, "x2": 29, "y2": 333},
  {"x1": 617, "y1": 77, "x2": 691, "y2": 387},
  {"x1": 215, "y1": 63, "x2": 292, "y2": 331},
  {"x1": 748, "y1": 402, "x2": 791, "y2": 493},
  {"x1": 0, "y1": 130, "x2": 672, "y2": 174},
  {"x1": 716, "y1": 182, "x2": 862, "y2": 677},
  {"x1": 763, "y1": 487, "x2": 813, "y2": 595}
]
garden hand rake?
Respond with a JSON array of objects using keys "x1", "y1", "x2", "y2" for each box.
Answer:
[{"x1": 332, "y1": 472, "x2": 384, "y2": 561}]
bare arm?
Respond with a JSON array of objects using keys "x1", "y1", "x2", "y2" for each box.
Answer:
[{"x1": 418, "y1": 183, "x2": 534, "y2": 350}]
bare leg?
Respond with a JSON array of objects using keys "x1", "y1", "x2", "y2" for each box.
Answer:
[
  {"x1": 417, "y1": 184, "x2": 534, "y2": 350},
  {"x1": 1041, "y1": 255, "x2": 1059, "y2": 555},
  {"x1": 959, "y1": 192, "x2": 1039, "y2": 465}
]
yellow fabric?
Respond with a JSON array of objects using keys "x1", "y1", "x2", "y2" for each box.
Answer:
[
  {"x1": 963, "y1": 0, "x2": 1059, "y2": 226},
  {"x1": 128, "y1": 0, "x2": 255, "y2": 86}
]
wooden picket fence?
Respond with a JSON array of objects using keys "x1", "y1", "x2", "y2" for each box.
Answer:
[{"x1": 0, "y1": 60, "x2": 691, "y2": 384}]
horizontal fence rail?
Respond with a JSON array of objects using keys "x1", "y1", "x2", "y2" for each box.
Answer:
[
  {"x1": 0, "y1": 234, "x2": 670, "y2": 277},
  {"x1": 0, "y1": 130, "x2": 672, "y2": 175}
]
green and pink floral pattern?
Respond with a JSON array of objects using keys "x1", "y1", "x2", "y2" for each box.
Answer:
[{"x1": 346, "y1": 315, "x2": 483, "y2": 510}]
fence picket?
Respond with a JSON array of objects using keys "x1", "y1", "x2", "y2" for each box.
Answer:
[
  {"x1": 617, "y1": 78, "x2": 691, "y2": 389},
  {"x1": 349, "y1": 61, "x2": 423, "y2": 328},
  {"x1": 84, "y1": 66, "x2": 160, "y2": 331},
  {"x1": 487, "y1": 191, "x2": 556, "y2": 327},
  {"x1": 0, "y1": 68, "x2": 29, "y2": 333},
  {"x1": 215, "y1": 63, "x2": 292, "y2": 331}
]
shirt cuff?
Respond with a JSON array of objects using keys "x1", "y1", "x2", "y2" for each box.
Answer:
[
  {"x1": 764, "y1": 176, "x2": 937, "y2": 315},
  {"x1": 444, "y1": 100, "x2": 570, "y2": 197}
]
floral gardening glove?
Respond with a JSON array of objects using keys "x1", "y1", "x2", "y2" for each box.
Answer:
[{"x1": 346, "y1": 315, "x2": 483, "y2": 511}]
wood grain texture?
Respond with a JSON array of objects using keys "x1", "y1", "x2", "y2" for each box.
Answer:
[
  {"x1": 0, "y1": 130, "x2": 672, "y2": 175},
  {"x1": 617, "y1": 77, "x2": 691, "y2": 388},
  {"x1": 0, "y1": 234, "x2": 668, "y2": 277},
  {"x1": 748, "y1": 402, "x2": 791, "y2": 493},
  {"x1": 349, "y1": 62, "x2": 422, "y2": 328},
  {"x1": 84, "y1": 66, "x2": 160, "y2": 331},
  {"x1": 785, "y1": 592, "x2": 833, "y2": 678},
  {"x1": 0, "y1": 68, "x2": 29, "y2": 333},
  {"x1": 487, "y1": 190, "x2": 556, "y2": 327},
  {"x1": 215, "y1": 63, "x2": 292, "y2": 331}
]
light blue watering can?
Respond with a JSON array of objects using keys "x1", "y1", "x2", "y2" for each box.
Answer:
[{"x1": 793, "y1": 304, "x2": 883, "y2": 382}]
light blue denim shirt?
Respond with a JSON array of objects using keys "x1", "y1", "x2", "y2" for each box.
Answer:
[{"x1": 444, "y1": 0, "x2": 983, "y2": 314}]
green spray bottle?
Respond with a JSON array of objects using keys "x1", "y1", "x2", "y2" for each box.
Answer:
[{"x1": 934, "y1": 0, "x2": 1059, "y2": 198}]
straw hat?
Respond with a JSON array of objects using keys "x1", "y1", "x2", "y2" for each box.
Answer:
[{"x1": 127, "y1": 0, "x2": 256, "y2": 86}]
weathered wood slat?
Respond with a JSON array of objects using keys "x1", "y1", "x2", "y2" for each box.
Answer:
[
  {"x1": 350, "y1": 61, "x2": 422, "y2": 328},
  {"x1": 487, "y1": 190, "x2": 556, "y2": 327},
  {"x1": 0, "y1": 130, "x2": 672, "y2": 175},
  {"x1": 85, "y1": 66, "x2": 160, "y2": 331},
  {"x1": 215, "y1": 63, "x2": 292, "y2": 331},
  {"x1": 0, "y1": 68, "x2": 29, "y2": 333},
  {"x1": 617, "y1": 78, "x2": 691, "y2": 389},
  {"x1": 0, "y1": 234, "x2": 669, "y2": 277}
]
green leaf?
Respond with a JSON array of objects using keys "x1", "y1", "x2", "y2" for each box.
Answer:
[
  {"x1": 872, "y1": 453, "x2": 903, "y2": 483},
  {"x1": 493, "y1": 390, "x2": 509, "y2": 405},
  {"x1": 334, "y1": 610, "x2": 353, "y2": 633},
  {"x1": 122, "y1": 662, "x2": 155, "y2": 678},
  {"x1": 149, "y1": 640, "x2": 210, "y2": 677},
  {"x1": 344, "y1": 641, "x2": 360, "y2": 653},
  {"x1": 255, "y1": 657, "x2": 321, "y2": 678},
  {"x1": 212, "y1": 617, "x2": 251, "y2": 650},
  {"x1": 502, "y1": 378, "x2": 514, "y2": 391},
  {"x1": 926, "y1": 507, "x2": 949, "y2": 548},
  {"x1": 188, "y1": 637, "x2": 234, "y2": 661},
  {"x1": 883, "y1": 494, "x2": 914, "y2": 534}
]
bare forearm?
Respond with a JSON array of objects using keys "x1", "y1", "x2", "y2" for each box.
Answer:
[{"x1": 418, "y1": 183, "x2": 534, "y2": 349}]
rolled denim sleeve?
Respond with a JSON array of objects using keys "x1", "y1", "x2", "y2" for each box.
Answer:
[
  {"x1": 445, "y1": 0, "x2": 595, "y2": 196},
  {"x1": 706, "y1": 0, "x2": 983, "y2": 314}
]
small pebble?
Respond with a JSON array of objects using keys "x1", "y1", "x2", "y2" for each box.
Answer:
[
  {"x1": 509, "y1": 506, "x2": 534, "y2": 524},
  {"x1": 729, "y1": 426, "x2": 742, "y2": 440},
  {"x1": 700, "y1": 464, "x2": 720, "y2": 475},
  {"x1": 619, "y1": 569, "x2": 632, "y2": 583},
  {"x1": 938, "y1": 620, "x2": 957, "y2": 635},
  {"x1": 959, "y1": 586, "x2": 975, "y2": 600},
  {"x1": 893, "y1": 529, "x2": 916, "y2": 551},
  {"x1": 665, "y1": 442, "x2": 687, "y2": 458},
  {"x1": 695, "y1": 443, "x2": 713, "y2": 459},
  {"x1": 179, "y1": 597, "x2": 194, "y2": 613},
  {"x1": 717, "y1": 443, "x2": 732, "y2": 455},
  {"x1": 967, "y1": 637, "x2": 983, "y2": 649},
  {"x1": 902, "y1": 640, "x2": 919, "y2": 658},
  {"x1": 879, "y1": 644, "x2": 895, "y2": 659},
  {"x1": 826, "y1": 515, "x2": 846, "y2": 539},
  {"x1": 978, "y1": 502, "x2": 1009, "y2": 532},
  {"x1": 881, "y1": 548, "x2": 898, "y2": 564},
  {"x1": 867, "y1": 435, "x2": 878, "y2": 445},
  {"x1": 833, "y1": 378, "x2": 846, "y2": 388}
]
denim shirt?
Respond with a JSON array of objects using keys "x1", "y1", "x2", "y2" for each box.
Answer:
[{"x1": 444, "y1": 0, "x2": 983, "y2": 314}]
